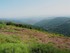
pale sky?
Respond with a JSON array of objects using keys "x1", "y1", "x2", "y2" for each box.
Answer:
[{"x1": 0, "y1": 0, "x2": 70, "y2": 18}]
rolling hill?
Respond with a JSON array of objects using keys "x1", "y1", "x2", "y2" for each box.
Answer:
[
  {"x1": 48, "y1": 20, "x2": 70, "y2": 36},
  {"x1": 35, "y1": 17, "x2": 70, "y2": 36},
  {"x1": 0, "y1": 22, "x2": 70, "y2": 53},
  {"x1": 0, "y1": 17, "x2": 44, "y2": 25}
]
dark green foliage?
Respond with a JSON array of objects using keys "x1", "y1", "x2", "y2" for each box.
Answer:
[
  {"x1": 6, "y1": 22, "x2": 15, "y2": 26},
  {"x1": 0, "y1": 21, "x2": 45, "y2": 31},
  {"x1": 0, "y1": 22, "x2": 6, "y2": 29},
  {"x1": 29, "y1": 43, "x2": 55, "y2": 53},
  {"x1": 5, "y1": 22, "x2": 46, "y2": 31},
  {"x1": 35, "y1": 17, "x2": 70, "y2": 36},
  {"x1": 35, "y1": 17, "x2": 70, "y2": 29},
  {"x1": 48, "y1": 20, "x2": 70, "y2": 36},
  {"x1": 29, "y1": 43, "x2": 70, "y2": 53}
]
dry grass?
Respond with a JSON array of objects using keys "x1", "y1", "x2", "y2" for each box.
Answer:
[{"x1": 0, "y1": 25, "x2": 70, "y2": 49}]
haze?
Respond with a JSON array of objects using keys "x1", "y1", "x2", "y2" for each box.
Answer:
[{"x1": 0, "y1": 0, "x2": 70, "y2": 18}]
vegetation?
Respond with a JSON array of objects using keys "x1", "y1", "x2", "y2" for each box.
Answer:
[
  {"x1": 48, "y1": 20, "x2": 70, "y2": 36},
  {"x1": 5, "y1": 22, "x2": 46, "y2": 31},
  {"x1": 0, "y1": 42, "x2": 70, "y2": 53},
  {"x1": 35, "y1": 17, "x2": 70, "y2": 36},
  {"x1": 0, "y1": 22, "x2": 70, "y2": 53}
]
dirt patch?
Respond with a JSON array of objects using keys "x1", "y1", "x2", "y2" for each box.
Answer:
[{"x1": 0, "y1": 26, "x2": 70, "y2": 49}]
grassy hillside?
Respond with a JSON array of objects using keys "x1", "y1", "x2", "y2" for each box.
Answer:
[{"x1": 0, "y1": 23, "x2": 70, "y2": 53}]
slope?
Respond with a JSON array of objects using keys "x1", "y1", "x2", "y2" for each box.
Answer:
[
  {"x1": 0, "y1": 23, "x2": 70, "y2": 53},
  {"x1": 35, "y1": 17, "x2": 70, "y2": 30},
  {"x1": 48, "y1": 20, "x2": 70, "y2": 36},
  {"x1": 35, "y1": 17, "x2": 70, "y2": 36}
]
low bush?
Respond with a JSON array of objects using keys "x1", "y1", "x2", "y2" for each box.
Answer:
[
  {"x1": 0, "y1": 43, "x2": 29, "y2": 53},
  {"x1": 0, "y1": 43, "x2": 70, "y2": 53},
  {"x1": 0, "y1": 23, "x2": 6, "y2": 29}
]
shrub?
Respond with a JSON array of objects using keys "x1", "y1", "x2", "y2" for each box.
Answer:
[
  {"x1": 0, "y1": 43, "x2": 70, "y2": 53},
  {"x1": 29, "y1": 43, "x2": 70, "y2": 53},
  {"x1": 0, "y1": 34, "x2": 21, "y2": 43},
  {"x1": 0, "y1": 43, "x2": 29, "y2": 53},
  {"x1": 0, "y1": 22, "x2": 6, "y2": 29}
]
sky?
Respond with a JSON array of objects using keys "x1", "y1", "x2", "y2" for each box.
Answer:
[{"x1": 0, "y1": 0, "x2": 70, "y2": 18}]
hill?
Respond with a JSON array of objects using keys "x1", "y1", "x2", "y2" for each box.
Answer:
[
  {"x1": 35, "y1": 17, "x2": 70, "y2": 36},
  {"x1": 48, "y1": 20, "x2": 70, "y2": 36},
  {"x1": 0, "y1": 22, "x2": 70, "y2": 53},
  {"x1": 0, "y1": 17, "x2": 44, "y2": 25}
]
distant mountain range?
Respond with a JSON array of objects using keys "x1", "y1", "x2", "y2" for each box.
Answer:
[
  {"x1": 35, "y1": 17, "x2": 70, "y2": 36},
  {"x1": 0, "y1": 17, "x2": 45, "y2": 25},
  {"x1": 0, "y1": 17, "x2": 70, "y2": 36}
]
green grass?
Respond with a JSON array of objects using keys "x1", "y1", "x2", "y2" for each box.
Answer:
[
  {"x1": 0, "y1": 43, "x2": 29, "y2": 53},
  {"x1": 0, "y1": 24, "x2": 6, "y2": 29},
  {"x1": 0, "y1": 32, "x2": 70, "y2": 53},
  {"x1": 0, "y1": 43, "x2": 70, "y2": 53},
  {"x1": 0, "y1": 23, "x2": 70, "y2": 53},
  {"x1": 29, "y1": 43, "x2": 70, "y2": 53},
  {"x1": 0, "y1": 34, "x2": 21, "y2": 43}
]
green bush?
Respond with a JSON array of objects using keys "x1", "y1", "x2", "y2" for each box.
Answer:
[
  {"x1": 0, "y1": 23, "x2": 6, "y2": 29},
  {"x1": 29, "y1": 43, "x2": 70, "y2": 53},
  {"x1": 0, "y1": 43, "x2": 29, "y2": 53},
  {"x1": 0, "y1": 43, "x2": 70, "y2": 53},
  {"x1": 30, "y1": 43, "x2": 55, "y2": 53},
  {"x1": 0, "y1": 34, "x2": 21, "y2": 43}
]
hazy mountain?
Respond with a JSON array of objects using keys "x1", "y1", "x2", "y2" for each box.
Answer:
[
  {"x1": 35, "y1": 17, "x2": 70, "y2": 36},
  {"x1": 1, "y1": 17, "x2": 70, "y2": 36},
  {"x1": 0, "y1": 17, "x2": 45, "y2": 25},
  {"x1": 35, "y1": 17, "x2": 70, "y2": 29},
  {"x1": 48, "y1": 20, "x2": 70, "y2": 36}
]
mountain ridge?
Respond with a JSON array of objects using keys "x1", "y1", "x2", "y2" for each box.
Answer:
[{"x1": 35, "y1": 17, "x2": 70, "y2": 36}]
